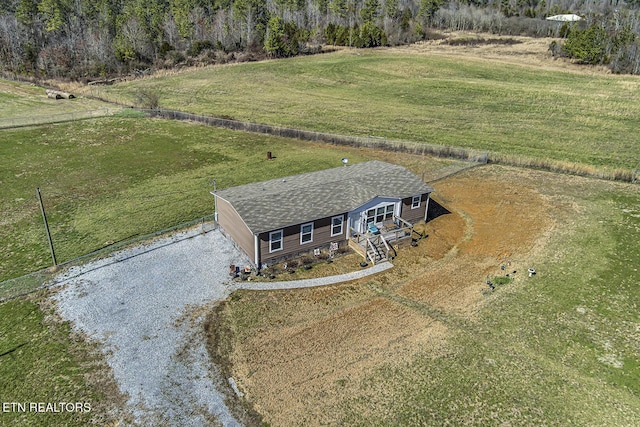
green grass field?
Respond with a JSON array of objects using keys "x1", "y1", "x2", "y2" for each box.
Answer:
[
  {"x1": 0, "y1": 80, "x2": 111, "y2": 125},
  {"x1": 0, "y1": 113, "x2": 385, "y2": 281},
  {"x1": 91, "y1": 49, "x2": 640, "y2": 172},
  {"x1": 0, "y1": 293, "x2": 125, "y2": 427}
]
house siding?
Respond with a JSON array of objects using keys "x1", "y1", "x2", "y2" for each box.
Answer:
[
  {"x1": 216, "y1": 196, "x2": 255, "y2": 262},
  {"x1": 400, "y1": 193, "x2": 429, "y2": 223},
  {"x1": 259, "y1": 214, "x2": 348, "y2": 263}
]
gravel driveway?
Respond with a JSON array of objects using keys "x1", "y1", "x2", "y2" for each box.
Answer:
[
  {"x1": 53, "y1": 228, "x2": 250, "y2": 426},
  {"x1": 52, "y1": 227, "x2": 393, "y2": 426}
]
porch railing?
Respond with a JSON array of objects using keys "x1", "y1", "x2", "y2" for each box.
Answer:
[{"x1": 348, "y1": 228, "x2": 394, "y2": 264}]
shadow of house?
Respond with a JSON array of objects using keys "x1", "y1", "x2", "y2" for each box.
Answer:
[{"x1": 426, "y1": 197, "x2": 451, "y2": 222}]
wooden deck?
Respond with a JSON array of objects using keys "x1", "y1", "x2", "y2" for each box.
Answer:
[{"x1": 349, "y1": 216, "x2": 416, "y2": 264}]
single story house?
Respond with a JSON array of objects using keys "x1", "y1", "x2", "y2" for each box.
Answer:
[{"x1": 213, "y1": 160, "x2": 433, "y2": 268}]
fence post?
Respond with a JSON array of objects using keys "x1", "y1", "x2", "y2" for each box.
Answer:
[{"x1": 36, "y1": 188, "x2": 57, "y2": 267}]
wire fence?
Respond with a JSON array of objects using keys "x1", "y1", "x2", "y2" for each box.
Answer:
[
  {"x1": 143, "y1": 109, "x2": 490, "y2": 164},
  {"x1": 143, "y1": 109, "x2": 640, "y2": 184},
  {"x1": 0, "y1": 214, "x2": 216, "y2": 303},
  {"x1": 143, "y1": 109, "x2": 640, "y2": 183},
  {"x1": 10, "y1": 103, "x2": 632, "y2": 184},
  {"x1": 0, "y1": 108, "x2": 123, "y2": 129},
  {"x1": 422, "y1": 162, "x2": 484, "y2": 182}
]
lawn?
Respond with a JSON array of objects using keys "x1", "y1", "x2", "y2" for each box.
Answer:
[
  {"x1": 89, "y1": 46, "x2": 640, "y2": 172},
  {"x1": 211, "y1": 166, "x2": 640, "y2": 426},
  {"x1": 0, "y1": 293, "x2": 126, "y2": 427}
]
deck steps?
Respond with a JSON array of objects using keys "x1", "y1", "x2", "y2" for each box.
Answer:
[{"x1": 366, "y1": 240, "x2": 386, "y2": 265}]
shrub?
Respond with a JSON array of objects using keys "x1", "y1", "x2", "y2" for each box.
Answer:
[
  {"x1": 549, "y1": 40, "x2": 561, "y2": 57},
  {"x1": 159, "y1": 42, "x2": 174, "y2": 58},
  {"x1": 265, "y1": 264, "x2": 281, "y2": 276},
  {"x1": 286, "y1": 259, "x2": 299, "y2": 269},
  {"x1": 325, "y1": 23, "x2": 352, "y2": 45},
  {"x1": 335, "y1": 246, "x2": 351, "y2": 255},
  {"x1": 492, "y1": 276, "x2": 512, "y2": 286},
  {"x1": 357, "y1": 22, "x2": 387, "y2": 48},
  {"x1": 265, "y1": 18, "x2": 308, "y2": 57},
  {"x1": 188, "y1": 40, "x2": 214, "y2": 57},
  {"x1": 135, "y1": 89, "x2": 160, "y2": 109},
  {"x1": 315, "y1": 252, "x2": 330, "y2": 261},
  {"x1": 164, "y1": 50, "x2": 186, "y2": 67}
]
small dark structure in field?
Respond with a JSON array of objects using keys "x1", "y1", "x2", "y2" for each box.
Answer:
[{"x1": 213, "y1": 161, "x2": 433, "y2": 269}]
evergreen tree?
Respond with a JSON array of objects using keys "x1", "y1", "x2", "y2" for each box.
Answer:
[
  {"x1": 264, "y1": 15, "x2": 285, "y2": 57},
  {"x1": 360, "y1": 0, "x2": 379, "y2": 22},
  {"x1": 563, "y1": 25, "x2": 608, "y2": 64}
]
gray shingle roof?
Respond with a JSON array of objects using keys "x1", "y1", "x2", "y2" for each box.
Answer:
[{"x1": 215, "y1": 160, "x2": 433, "y2": 234}]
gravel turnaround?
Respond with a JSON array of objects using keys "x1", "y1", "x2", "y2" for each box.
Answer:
[
  {"x1": 52, "y1": 228, "x2": 392, "y2": 426},
  {"x1": 53, "y1": 229, "x2": 249, "y2": 426}
]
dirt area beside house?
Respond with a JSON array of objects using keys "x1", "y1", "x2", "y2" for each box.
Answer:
[
  {"x1": 211, "y1": 165, "x2": 556, "y2": 426},
  {"x1": 398, "y1": 166, "x2": 553, "y2": 315}
]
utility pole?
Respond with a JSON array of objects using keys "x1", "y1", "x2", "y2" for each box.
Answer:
[
  {"x1": 36, "y1": 187, "x2": 57, "y2": 266},
  {"x1": 211, "y1": 180, "x2": 218, "y2": 223}
]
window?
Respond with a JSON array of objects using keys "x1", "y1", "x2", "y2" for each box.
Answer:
[
  {"x1": 366, "y1": 203, "x2": 395, "y2": 225},
  {"x1": 331, "y1": 215, "x2": 344, "y2": 236},
  {"x1": 366, "y1": 209, "x2": 375, "y2": 225},
  {"x1": 300, "y1": 223, "x2": 314, "y2": 244},
  {"x1": 385, "y1": 204, "x2": 394, "y2": 220},
  {"x1": 412, "y1": 195, "x2": 421, "y2": 209},
  {"x1": 269, "y1": 230, "x2": 283, "y2": 253}
]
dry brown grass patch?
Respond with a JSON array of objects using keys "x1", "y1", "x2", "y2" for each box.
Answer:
[
  {"x1": 230, "y1": 296, "x2": 449, "y2": 426},
  {"x1": 390, "y1": 31, "x2": 612, "y2": 75}
]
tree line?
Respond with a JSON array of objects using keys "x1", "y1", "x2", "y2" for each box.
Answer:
[{"x1": 1, "y1": 0, "x2": 639, "y2": 79}]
